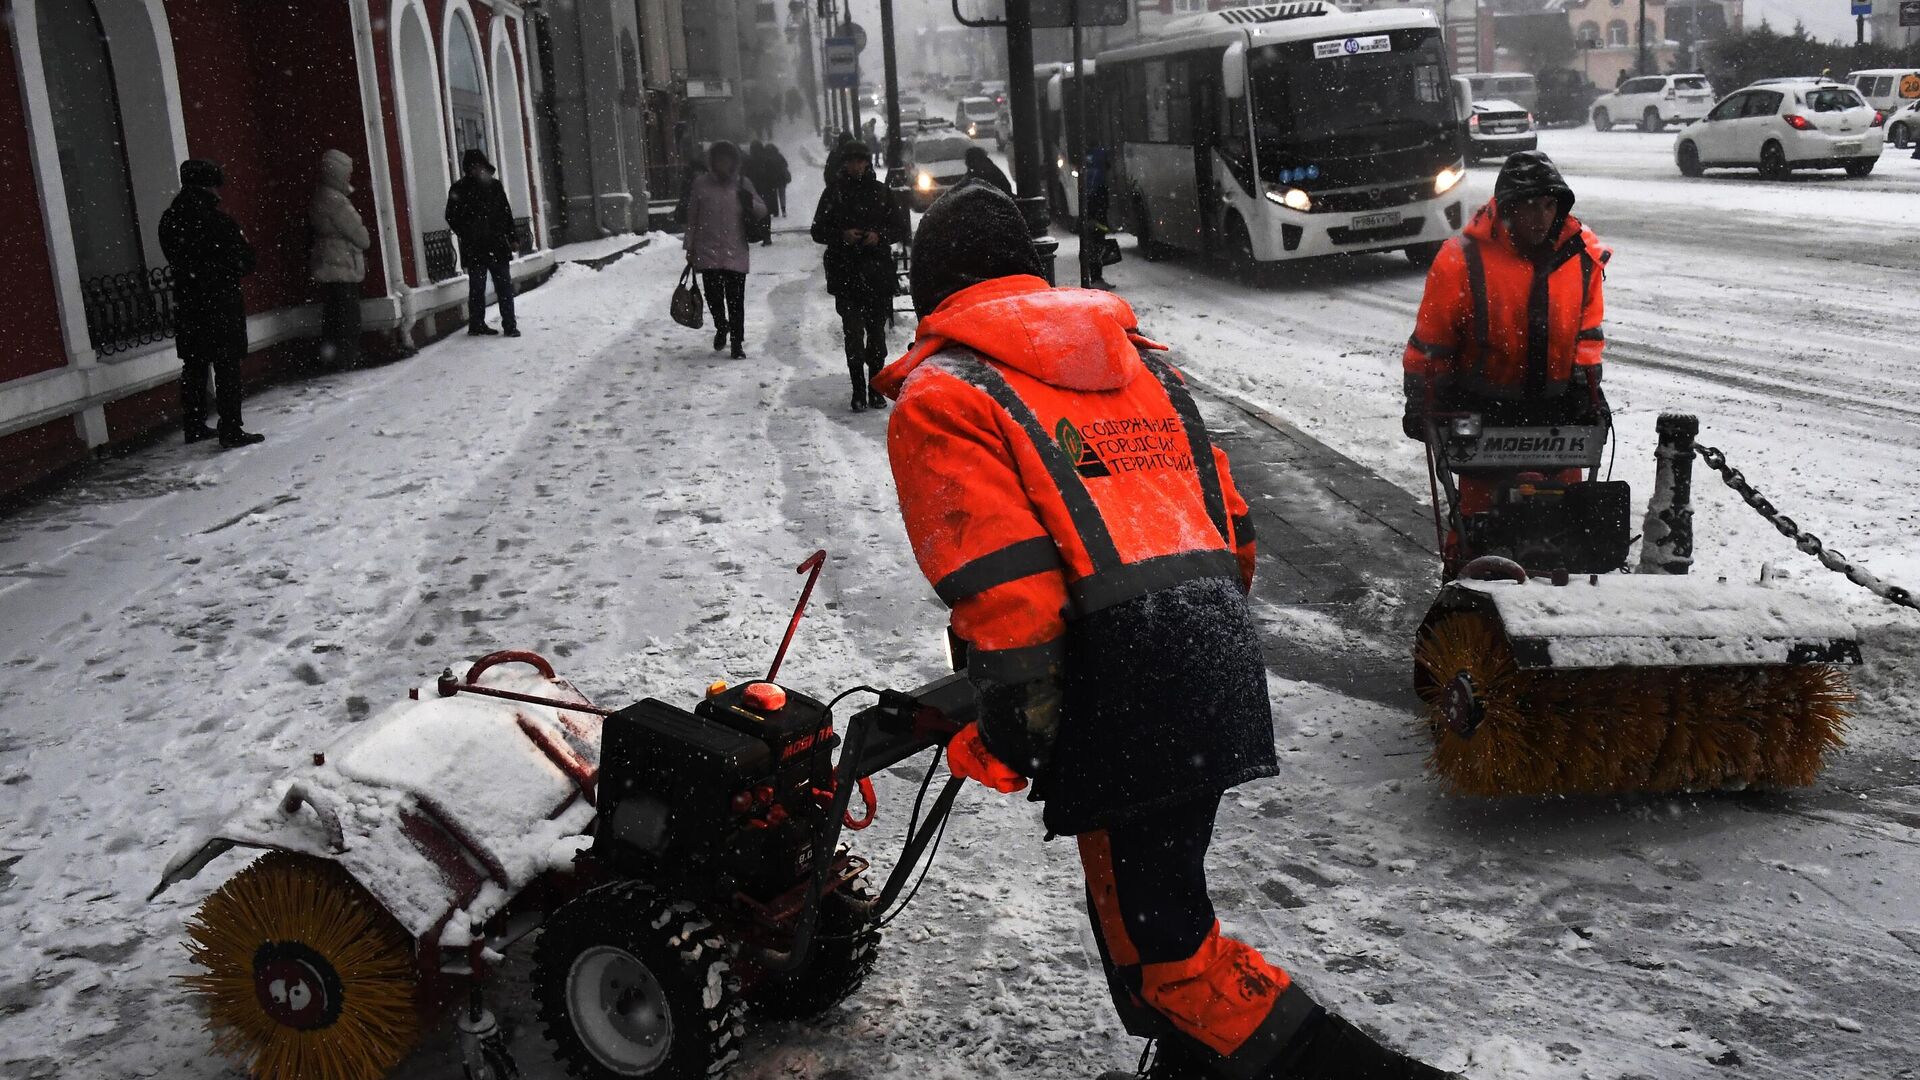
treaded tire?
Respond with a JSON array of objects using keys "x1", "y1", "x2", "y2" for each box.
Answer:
[
  {"x1": 534, "y1": 884, "x2": 747, "y2": 1080},
  {"x1": 1759, "y1": 141, "x2": 1789, "y2": 180},
  {"x1": 1405, "y1": 241, "x2": 1445, "y2": 268},
  {"x1": 1677, "y1": 140, "x2": 1703, "y2": 178},
  {"x1": 1844, "y1": 157, "x2": 1875, "y2": 178},
  {"x1": 1890, "y1": 122, "x2": 1910, "y2": 148},
  {"x1": 1220, "y1": 213, "x2": 1256, "y2": 276},
  {"x1": 748, "y1": 878, "x2": 881, "y2": 1021},
  {"x1": 1592, "y1": 108, "x2": 1611, "y2": 132},
  {"x1": 1641, "y1": 107, "x2": 1662, "y2": 133}
]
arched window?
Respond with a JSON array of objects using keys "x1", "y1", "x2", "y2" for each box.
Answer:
[
  {"x1": 37, "y1": 0, "x2": 143, "y2": 285},
  {"x1": 446, "y1": 14, "x2": 490, "y2": 160},
  {"x1": 1639, "y1": 16, "x2": 1659, "y2": 43},
  {"x1": 395, "y1": 2, "x2": 453, "y2": 279},
  {"x1": 1578, "y1": 21, "x2": 1602, "y2": 46},
  {"x1": 490, "y1": 34, "x2": 532, "y2": 220},
  {"x1": 1607, "y1": 19, "x2": 1629, "y2": 45}
]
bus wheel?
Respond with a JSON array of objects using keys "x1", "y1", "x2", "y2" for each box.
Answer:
[
  {"x1": 1221, "y1": 214, "x2": 1255, "y2": 275},
  {"x1": 1405, "y1": 242, "x2": 1444, "y2": 268}
]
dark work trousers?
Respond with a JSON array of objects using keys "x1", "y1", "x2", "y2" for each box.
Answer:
[
  {"x1": 318, "y1": 282, "x2": 361, "y2": 368},
  {"x1": 836, "y1": 295, "x2": 889, "y2": 388},
  {"x1": 702, "y1": 269, "x2": 747, "y2": 348},
  {"x1": 1078, "y1": 794, "x2": 1316, "y2": 1073},
  {"x1": 467, "y1": 259, "x2": 515, "y2": 331},
  {"x1": 181, "y1": 352, "x2": 244, "y2": 434}
]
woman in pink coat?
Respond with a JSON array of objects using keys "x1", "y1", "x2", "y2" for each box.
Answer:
[{"x1": 682, "y1": 141, "x2": 768, "y2": 358}]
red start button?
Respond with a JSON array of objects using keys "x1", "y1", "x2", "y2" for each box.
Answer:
[{"x1": 743, "y1": 682, "x2": 787, "y2": 712}]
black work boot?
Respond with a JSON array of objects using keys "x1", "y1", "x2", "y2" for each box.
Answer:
[
  {"x1": 713, "y1": 327, "x2": 728, "y2": 352},
  {"x1": 864, "y1": 361, "x2": 886, "y2": 410},
  {"x1": 848, "y1": 366, "x2": 868, "y2": 412},
  {"x1": 1094, "y1": 1040, "x2": 1210, "y2": 1080}
]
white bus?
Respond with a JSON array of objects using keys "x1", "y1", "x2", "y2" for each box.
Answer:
[
  {"x1": 1098, "y1": 1, "x2": 1469, "y2": 267},
  {"x1": 1042, "y1": 61, "x2": 1099, "y2": 221}
]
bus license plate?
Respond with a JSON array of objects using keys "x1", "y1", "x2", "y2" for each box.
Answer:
[{"x1": 1352, "y1": 211, "x2": 1402, "y2": 231}]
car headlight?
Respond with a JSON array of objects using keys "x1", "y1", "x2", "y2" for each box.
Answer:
[
  {"x1": 1264, "y1": 186, "x2": 1312, "y2": 212},
  {"x1": 968, "y1": 124, "x2": 977, "y2": 136},
  {"x1": 916, "y1": 171, "x2": 933, "y2": 192},
  {"x1": 1057, "y1": 156, "x2": 1066, "y2": 170},
  {"x1": 1434, "y1": 165, "x2": 1466, "y2": 195}
]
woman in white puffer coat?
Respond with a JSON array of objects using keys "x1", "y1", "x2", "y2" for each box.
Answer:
[{"x1": 309, "y1": 149, "x2": 370, "y2": 366}]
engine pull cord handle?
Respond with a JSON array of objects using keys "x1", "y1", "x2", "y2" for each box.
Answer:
[
  {"x1": 767, "y1": 550, "x2": 827, "y2": 682},
  {"x1": 845, "y1": 778, "x2": 877, "y2": 830}
]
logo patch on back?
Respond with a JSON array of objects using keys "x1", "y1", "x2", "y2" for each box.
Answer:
[{"x1": 1055, "y1": 418, "x2": 1111, "y2": 478}]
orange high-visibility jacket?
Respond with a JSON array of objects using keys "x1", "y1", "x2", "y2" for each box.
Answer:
[
  {"x1": 874, "y1": 276, "x2": 1256, "y2": 692},
  {"x1": 1404, "y1": 199, "x2": 1610, "y2": 404}
]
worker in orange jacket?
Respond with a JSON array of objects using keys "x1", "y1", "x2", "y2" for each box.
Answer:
[
  {"x1": 877, "y1": 181, "x2": 1456, "y2": 1080},
  {"x1": 1403, "y1": 152, "x2": 1611, "y2": 567}
]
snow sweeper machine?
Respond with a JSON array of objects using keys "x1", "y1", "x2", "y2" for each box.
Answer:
[
  {"x1": 1411, "y1": 409, "x2": 1860, "y2": 797},
  {"x1": 152, "y1": 552, "x2": 979, "y2": 1080}
]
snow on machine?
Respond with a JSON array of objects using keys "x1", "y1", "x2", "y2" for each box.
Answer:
[
  {"x1": 1413, "y1": 411, "x2": 1858, "y2": 796},
  {"x1": 151, "y1": 553, "x2": 973, "y2": 1080}
]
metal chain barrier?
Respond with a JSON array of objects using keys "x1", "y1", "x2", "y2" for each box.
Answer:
[{"x1": 1695, "y1": 444, "x2": 1919, "y2": 612}]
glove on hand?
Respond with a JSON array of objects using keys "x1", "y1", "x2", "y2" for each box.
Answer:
[
  {"x1": 947, "y1": 722, "x2": 1028, "y2": 794},
  {"x1": 1402, "y1": 402, "x2": 1428, "y2": 442}
]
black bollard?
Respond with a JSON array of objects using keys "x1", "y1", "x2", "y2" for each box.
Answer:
[{"x1": 1639, "y1": 412, "x2": 1698, "y2": 574}]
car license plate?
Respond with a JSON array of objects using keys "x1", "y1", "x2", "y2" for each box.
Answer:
[
  {"x1": 1834, "y1": 141, "x2": 1861, "y2": 155},
  {"x1": 1352, "y1": 211, "x2": 1402, "y2": 230}
]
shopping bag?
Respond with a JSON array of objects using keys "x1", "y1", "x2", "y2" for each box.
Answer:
[{"x1": 671, "y1": 266, "x2": 703, "y2": 329}]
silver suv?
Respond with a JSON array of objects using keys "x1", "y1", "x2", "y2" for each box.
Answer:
[{"x1": 1591, "y1": 74, "x2": 1715, "y2": 132}]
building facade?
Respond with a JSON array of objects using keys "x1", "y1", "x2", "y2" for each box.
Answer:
[{"x1": 0, "y1": 0, "x2": 552, "y2": 494}]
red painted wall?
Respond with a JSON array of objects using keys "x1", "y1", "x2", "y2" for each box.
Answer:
[{"x1": 0, "y1": 30, "x2": 72, "y2": 382}]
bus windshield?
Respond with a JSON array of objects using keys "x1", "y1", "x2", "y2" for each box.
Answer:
[{"x1": 1248, "y1": 29, "x2": 1451, "y2": 180}]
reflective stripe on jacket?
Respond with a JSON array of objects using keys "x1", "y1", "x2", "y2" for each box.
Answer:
[{"x1": 1404, "y1": 198, "x2": 1609, "y2": 403}]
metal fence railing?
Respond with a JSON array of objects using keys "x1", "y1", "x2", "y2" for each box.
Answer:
[
  {"x1": 81, "y1": 266, "x2": 175, "y2": 356},
  {"x1": 423, "y1": 229, "x2": 459, "y2": 282}
]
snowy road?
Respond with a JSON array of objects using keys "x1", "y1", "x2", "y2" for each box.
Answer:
[{"x1": 2, "y1": 130, "x2": 1919, "y2": 1079}]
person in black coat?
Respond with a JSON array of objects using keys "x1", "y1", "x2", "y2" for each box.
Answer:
[
  {"x1": 963, "y1": 146, "x2": 1013, "y2": 195},
  {"x1": 159, "y1": 159, "x2": 262, "y2": 448},
  {"x1": 811, "y1": 142, "x2": 909, "y2": 412},
  {"x1": 445, "y1": 148, "x2": 519, "y2": 337},
  {"x1": 764, "y1": 143, "x2": 793, "y2": 218}
]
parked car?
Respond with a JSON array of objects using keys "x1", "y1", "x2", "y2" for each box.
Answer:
[
  {"x1": 897, "y1": 93, "x2": 927, "y2": 123},
  {"x1": 906, "y1": 129, "x2": 976, "y2": 210},
  {"x1": 956, "y1": 96, "x2": 1003, "y2": 147},
  {"x1": 1591, "y1": 74, "x2": 1715, "y2": 131},
  {"x1": 1463, "y1": 72, "x2": 1538, "y2": 114},
  {"x1": 1467, "y1": 98, "x2": 1537, "y2": 161},
  {"x1": 1674, "y1": 80, "x2": 1885, "y2": 179},
  {"x1": 1885, "y1": 99, "x2": 1920, "y2": 148},
  {"x1": 1534, "y1": 68, "x2": 1603, "y2": 127},
  {"x1": 1843, "y1": 68, "x2": 1920, "y2": 112}
]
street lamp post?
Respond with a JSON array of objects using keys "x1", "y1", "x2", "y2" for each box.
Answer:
[{"x1": 1637, "y1": 0, "x2": 1648, "y2": 76}]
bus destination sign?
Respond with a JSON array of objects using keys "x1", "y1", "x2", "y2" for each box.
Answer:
[{"x1": 1313, "y1": 34, "x2": 1391, "y2": 59}]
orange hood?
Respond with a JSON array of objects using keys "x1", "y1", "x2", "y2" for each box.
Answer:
[
  {"x1": 1463, "y1": 197, "x2": 1610, "y2": 264},
  {"x1": 873, "y1": 275, "x2": 1165, "y2": 400}
]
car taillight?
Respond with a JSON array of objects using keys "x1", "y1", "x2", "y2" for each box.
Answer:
[
  {"x1": 1871, "y1": 110, "x2": 1885, "y2": 128},
  {"x1": 1783, "y1": 114, "x2": 1814, "y2": 131}
]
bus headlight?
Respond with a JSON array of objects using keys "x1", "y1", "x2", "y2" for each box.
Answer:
[
  {"x1": 1265, "y1": 186, "x2": 1312, "y2": 212},
  {"x1": 916, "y1": 171, "x2": 934, "y2": 193},
  {"x1": 1434, "y1": 165, "x2": 1466, "y2": 195}
]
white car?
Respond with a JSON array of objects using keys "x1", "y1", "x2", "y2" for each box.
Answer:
[
  {"x1": 906, "y1": 130, "x2": 976, "y2": 210},
  {"x1": 956, "y1": 96, "x2": 1003, "y2": 147},
  {"x1": 1591, "y1": 73, "x2": 1715, "y2": 132},
  {"x1": 896, "y1": 93, "x2": 927, "y2": 123},
  {"x1": 1885, "y1": 99, "x2": 1920, "y2": 148},
  {"x1": 1675, "y1": 81, "x2": 1885, "y2": 179},
  {"x1": 1466, "y1": 98, "x2": 1537, "y2": 161}
]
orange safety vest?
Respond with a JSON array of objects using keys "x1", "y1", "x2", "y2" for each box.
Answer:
[
  {"x1": 875, "y1": 276, "x2": 1255, "y2": 688},
  {"x1": 1404, "y1": 199, "x2": 1609, "y2": 404}
]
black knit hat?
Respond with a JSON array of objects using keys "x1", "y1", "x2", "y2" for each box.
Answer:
[
  {"x1": 179, "y1": 159, "x2": 224, "y2": 188},
  {"x1": 1493, "y1": 150, "x2": 1575, "y2": 217},
  {"x1": 910, "y1": 180, "x2": 1042, "y2": 317}
]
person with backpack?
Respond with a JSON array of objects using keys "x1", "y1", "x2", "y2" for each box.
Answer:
[
  {"x1": 682, "y1": 141, "x2": 768, "y2": 358},
  {"x1": 811, "y1": 142, "x2": 909, "y2": 412}
]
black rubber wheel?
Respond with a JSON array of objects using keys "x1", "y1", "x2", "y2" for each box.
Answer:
[
  {"x1": 1133, "y1": 198, "x2": 1165, "y2": 262},
  {"x1": 1405, "y1": 241, "x2": 1445, "y2": 268},
  {"x1": 748, "y1": 878, "x2": 881, "y2": 1021},
  {"x1": 1759, "y1": 141, "x2": 1789, "y2": 180},
  {"x1": 1641, "y1": 107, "x2": 1662, "y2": 133},
  {"x1": 1844, "y1": 157, "x2": 1875, "y2": 178},
  {"x1": 1219, "y1": 213, "x2": 1256, "y2": 275},
  {"x1": 1677, "y1": 140, "x2": 1703, "y2": 178},
  {"x1": 1890, "y1": 122, "x2": 1910, "y2": 149},
  {"x1": 534, "y1": 885, "x2": 746, "y2": 1080},
  {"x1": 1592, "y1": 108, "x2": 1611, "y2": 132}
]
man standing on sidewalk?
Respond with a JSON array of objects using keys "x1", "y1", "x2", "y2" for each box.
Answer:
[
  {"x1": 160, "y1": 159, "x2": 263, "y2": 448},
  {"x1": 446, "y1": 149, "x2": 519, "y2": 338},
  {"x1": 874, "y1": 183, "x2": 1457, "y2": 1080},
  {"x1": 812, "y1": 143, "x2": 908, "y2": 412}
]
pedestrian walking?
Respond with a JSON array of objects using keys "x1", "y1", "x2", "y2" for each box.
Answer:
[
  {"x1": 766, "y1": 143, "x2": 793, "y2": 218},
  {"x1": 811, "y1": 142, "x2": 908, "y2": 412},
  {"x1": 682, "y1": 141, "x2": 768, "y2": 359},
  {"x1": 872, "y1": 181, "x2": 1457, "y2": 1080},
  {"x1": 159, "y1": 159, "x2": 263, "y2": 448},
  {"x1": 308, "y1": 148, "x2": 370, "y2": 368},
  {"x1": 963, "y1": 146, "x2": 1012, "y2": 195},
  {"x1": 863, "y1": 118, "x2": 883, "y2": 159},
  {"x1": 743, "y1": 142, "x2": 775, "y2": 242},
  {"x1": 445, "y1": 148, "x2": 520, "y2": 337}
]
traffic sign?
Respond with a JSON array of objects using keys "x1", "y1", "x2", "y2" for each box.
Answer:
[
  {"x1": 840, "y1": 21, "x2": 868, "y2": 52},
  {"x1": 823, "y1": 37, "x2": 859, "y2": 89},
  {"x1": 1032, "y1": 0, "x2": 1130, "y2": 28},
  {"x1": 1901, "y1": 0, "x2": 1920, "y2": 26},
  {"x1": 1850, "y1": 0, "x2": 1870, "y2": 16}
]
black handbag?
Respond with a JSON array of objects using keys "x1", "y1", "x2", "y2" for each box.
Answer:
[
  {"x1": 741, "y1": 186, "x2": 771, "y2": 244},
  {"x1": 671, "y1": 266, "x2": 703, "y2": 329}
]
